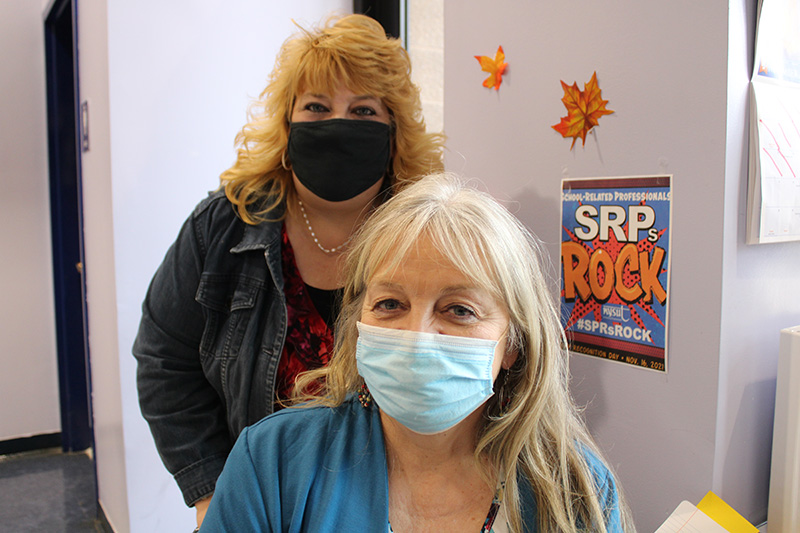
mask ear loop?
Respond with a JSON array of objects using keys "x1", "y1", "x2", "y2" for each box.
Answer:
[
  {"x1": 282, "y1": 117, "x2": 293, "y2": 170},
  {"x1": 380, "y1": 124, "x2": 395, "y2": 200}
]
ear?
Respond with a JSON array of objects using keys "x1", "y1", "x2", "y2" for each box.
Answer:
[{"x1": 502, "y1": 348, "x2": 519, "y2": 370}]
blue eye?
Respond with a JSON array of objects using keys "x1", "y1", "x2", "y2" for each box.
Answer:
[
  {"x1": 305, "y1": 102, "x2": 329, "y2": 113},
  {"x1": 448, "y1": 305, "x2": 476, "y2": 318},
  {"x1": 353, "y1": 106, "x2": 377, "y2": 117},
  {"x1": 375, "y1": 299, "x2": 402, "y2": 311}
]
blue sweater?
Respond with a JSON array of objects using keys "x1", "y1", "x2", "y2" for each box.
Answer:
[{"x1": 200, "y1": 396, "x2": 621, "y2": 532}]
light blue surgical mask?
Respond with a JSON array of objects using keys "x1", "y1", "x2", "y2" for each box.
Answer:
[{"x1": 355, "y1": 321, "x2": 498, "y2": 435}]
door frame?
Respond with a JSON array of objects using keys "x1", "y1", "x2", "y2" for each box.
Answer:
[
  {"x1": 353, "y1": 0, "x2": 404, "y2": 39},
  {"x1": 44, "y1": 0, "x2": 94, "y2": 454}
]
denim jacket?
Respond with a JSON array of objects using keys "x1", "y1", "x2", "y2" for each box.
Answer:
[{"x1": 133, "y1": 190, "x2": 287, "y2": 506}]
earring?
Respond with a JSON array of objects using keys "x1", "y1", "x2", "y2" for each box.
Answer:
[
  {"x1": 358, "y1": 383, "x2": 373, "y2": 409},
  {"x1": 498, "y1": 369, "x2": 512, "y2": 412}
]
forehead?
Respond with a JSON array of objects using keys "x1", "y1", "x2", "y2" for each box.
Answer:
[
  {"x1": 295, "y1": 64, "x2": 376, "y2": 99},
  {"x1": 367, "y1": 236, "x2": 477, "y2": 290},
  {"x1": 294, "y1": 84, "x2": 381, "y2": 101}
]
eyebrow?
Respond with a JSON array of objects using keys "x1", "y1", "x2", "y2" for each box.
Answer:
[
  {"x1": 298, "y1": 93, "x2": 329, "y2": 100},
  {"x1": 369, "y1": 280, "x2": 482, "y2": 295},
  {"x1": 299, "y1": 93, "x2": 380, "y2": 102}
]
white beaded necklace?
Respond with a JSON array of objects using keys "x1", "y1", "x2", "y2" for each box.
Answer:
[{"x1": 297, "y1": 199, "x2": 352, "y2": 254}]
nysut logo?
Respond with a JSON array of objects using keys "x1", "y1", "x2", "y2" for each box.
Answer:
[{"x1": 601, "y1": 304, "x2": 630, "y2": 322}]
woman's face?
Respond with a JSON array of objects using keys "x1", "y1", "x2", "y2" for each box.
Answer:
[
  {"x1": 289, "y1": 83, "x2": 391, "y2": 209},
  {"x1": 360, "y1": 235, "x2": 517, "y2": 379},
  {"x1": 291, "y1": 83, "x2": 390, "y2": 124}
]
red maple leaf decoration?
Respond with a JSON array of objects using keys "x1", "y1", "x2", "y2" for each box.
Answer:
[{"x1": 552, "y1": 71, "x2": 613, "y2": 148}]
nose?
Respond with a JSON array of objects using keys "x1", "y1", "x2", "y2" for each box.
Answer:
[
  {"x1": 395, "y1": 308, "x2": 439, "y2": 335},
  {"x1": 329, "y1": 105, "x2": 349, "y2": 120}
]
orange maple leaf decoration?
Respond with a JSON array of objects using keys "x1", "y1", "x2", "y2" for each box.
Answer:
[
  {"x1": 552, "y1": 72, "x2": 613, "y2": 148},
  {"x1": 475, "y1": 46, "x2": 508, "y2": 90}
]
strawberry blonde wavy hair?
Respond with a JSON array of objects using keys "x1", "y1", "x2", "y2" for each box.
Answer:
[
  {"x1": 294, "y1": 173, "x2": 635, "y2": 532},
  {"x1": 220, "y1": 14, "x2": 444, "y2": 224}
]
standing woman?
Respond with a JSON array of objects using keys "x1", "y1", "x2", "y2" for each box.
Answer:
[{"x1": 132, "y1": 13, "x2": 444, "y2": 527}]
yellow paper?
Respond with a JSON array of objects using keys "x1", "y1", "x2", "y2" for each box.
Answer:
[{"x1": 696, "y1": 491, "x2": 758, "y2": 533}]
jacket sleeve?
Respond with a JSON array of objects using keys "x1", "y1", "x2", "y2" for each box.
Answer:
[{"x1": 133, "y1": 206, "x2": 231, "y2": 506}]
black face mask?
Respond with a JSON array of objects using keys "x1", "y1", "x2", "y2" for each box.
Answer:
[{"x1": 287, "y1": 119, "x2": 391, "y2": 202}]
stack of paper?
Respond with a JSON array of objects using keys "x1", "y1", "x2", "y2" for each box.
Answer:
[{"x1": 655, "y1": 492, "x2": 758, "y2": 533}]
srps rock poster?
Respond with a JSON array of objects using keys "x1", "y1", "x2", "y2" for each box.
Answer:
[{"x1": 560, "y1": 175, "x2": 672, "y2": 372}]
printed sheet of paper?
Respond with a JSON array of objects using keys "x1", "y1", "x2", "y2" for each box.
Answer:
[
  {"x1": 560, "y1": 175, "x2": 672, "y2": 372},
  {"x1": 747, "y1": 79, "x2": 800, "y2": 243},
  {"x1": 654, "y1": 501, "x2": 728, "y2": 533},
  {"x1": 746, "y1": 0, "x2": 800, "y2": 243}
]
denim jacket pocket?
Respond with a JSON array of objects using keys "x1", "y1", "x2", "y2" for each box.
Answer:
[{"x1": 196, "y1": 273, "x2": 262, "y2": 360}]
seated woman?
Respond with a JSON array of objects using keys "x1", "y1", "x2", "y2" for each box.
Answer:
[{"x1": 199, "y1": 173, "x2": 633, "y2": 532}]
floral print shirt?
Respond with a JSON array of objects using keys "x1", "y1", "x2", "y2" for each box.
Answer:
[{"x1": 274, "y1": 226, "x2": 334, "y2": 403}]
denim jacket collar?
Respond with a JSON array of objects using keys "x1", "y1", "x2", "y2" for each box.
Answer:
[{"x1": 230, "y1": 202, "x2": 285, "y2": 255}]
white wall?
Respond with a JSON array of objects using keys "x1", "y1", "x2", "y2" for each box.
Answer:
[
  {"x1": 78, "y1": 1, "x2": 349, "y2": 531},
  {"x1": 78, "y1": 0, "x2": 128, "y2": 529},
  {"x1": 441, "y1": 1, "x2": 779, "y2": 531},
  {"x1": 408, "y1": 0, "x2": 444, "y2": 134},
  {"x1": 0, "y1": 0, "x2": 61, "y2": 440},
  {"x1": 715, "y1": 0, "x2": 800, "y2": 521}
]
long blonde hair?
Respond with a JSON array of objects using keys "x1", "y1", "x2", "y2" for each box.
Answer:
[
  {"x1": 220, "y1": 14, "x2": 444, "y2": 224},
  {"x1": 295, "y1": 173, "x2": 634, "y2": 532}
]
